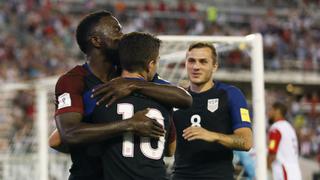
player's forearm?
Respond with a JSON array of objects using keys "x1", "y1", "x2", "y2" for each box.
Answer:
[
  {"x1": 49, "y1": 129, "x2": 70, "y2": 153},
  {"x1": 267, "y1": 154, "x2": 275, "y2": 170},
  {"x1": 134, "y1": 82, "x2": 192, "y2": 109},
  {"x1": 59, "y1": 121, "x2": 132, "y2": 145},
  {"x1": 165, "y1": 140, "x2": 176, "y2": 157},
  {"x1": 51, "y1": 143, "x2": 70, "y2": 154},
  {"x1": 214, "y1": 132, "x2": 252, "y2": 151}
]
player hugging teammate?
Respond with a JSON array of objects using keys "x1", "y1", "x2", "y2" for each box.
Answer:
[{"x1": 50, "y1": 10, "x2": 254, "y2": 180}]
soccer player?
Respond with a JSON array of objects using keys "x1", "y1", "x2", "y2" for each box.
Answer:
[
  {"x1": 93, "y1": 32, "x2": 175, "y2": 180},
  {"x1": 53, "y1": 11, "x2": 191, "y2": 180},
  {"x1": 267, "y1": 102, "x2": 301, "y2": 180},
  {"x1": 172, "y1": 42, "x2": 253, "y2": 180}
]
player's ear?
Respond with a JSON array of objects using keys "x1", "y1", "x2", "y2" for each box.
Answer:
[
  {"x1": 212, "y1": 61, "x2": 218, "y2": 73},
  {"x1": 90, "y1": 36, "x2": 102, "y2": 49},
  {"x1": 147, "y1": 59, "x2": 156, "y2": 72}
]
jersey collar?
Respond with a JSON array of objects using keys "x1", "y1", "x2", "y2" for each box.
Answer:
[
  {"x1": 83, "y1": 63, "x2": 104, "y2": 83},
  {"x1": 188, "y1": 80, "x2": 219, "y2": 96}
]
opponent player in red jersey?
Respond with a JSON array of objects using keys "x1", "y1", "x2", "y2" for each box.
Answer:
[{"x1": 268, "y1": 102, "x2": 301, "y2": 180}]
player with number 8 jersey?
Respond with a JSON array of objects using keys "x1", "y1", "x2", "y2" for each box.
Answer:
[
  {"x1": 91, "y1": 32, "x2": 176, "y2": 180},
  {"x1": 172, "y1": 42, "x2": 252, "y2": 180}
]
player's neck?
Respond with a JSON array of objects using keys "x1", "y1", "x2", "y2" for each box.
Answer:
[
  {"x1": 190, "y1": 80, "x2": 214, "y2": 93},
  {"x1": 274, "y1": 116, "x2": 285, "y2": 122},
  {"x1": 121, "y1": 70, "x2": 147, "y2": 80},
  {"x1": 87, "y1": 56, "x2": 114, "y2": 83}
]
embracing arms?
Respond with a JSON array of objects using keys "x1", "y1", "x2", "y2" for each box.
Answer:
[
  {"x1": 50, "y1": 109, "x2": 164, "y2": 152},
  {"x1": 92, "y1": 77, "x2": 192, "y2": 108}
]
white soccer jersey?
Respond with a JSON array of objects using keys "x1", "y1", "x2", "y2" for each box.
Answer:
[{"x1": 268, "y1": 120, "x2": 301, "y2": 180}]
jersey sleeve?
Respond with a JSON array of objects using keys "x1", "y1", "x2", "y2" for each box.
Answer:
[
  {"x1": 268, "y1": 128, "x2": 281, "y2": 154},
  {"x1": 227, "y1": 86, "x2": 252, "y2": 131},
  {"x1": 55, "y1": 74, "x2": 84, "y2": 116}
]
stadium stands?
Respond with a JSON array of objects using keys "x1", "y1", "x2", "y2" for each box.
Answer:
[{"x1": 0, "y1": 0, "x2": 319, "y2": 172}]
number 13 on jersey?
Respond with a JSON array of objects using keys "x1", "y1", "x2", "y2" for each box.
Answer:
[{"x1": 117, "y1": 103, "x2": 165, "y2": 160}]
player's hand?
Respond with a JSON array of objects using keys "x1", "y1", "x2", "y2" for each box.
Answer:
[
  {"x1": 129, "y1": 109, "x2": 165, "y2": 138},
  {"x1": 182, "y1": 126, "x2": 216, "y2": 142},
  {"x1": 91, "y1": 77, "x2": 138, "y2": 106}
]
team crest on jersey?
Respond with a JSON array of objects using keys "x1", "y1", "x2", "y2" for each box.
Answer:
[{"x1": 207, "y1": 98, "x2": 219, "y2": 112}]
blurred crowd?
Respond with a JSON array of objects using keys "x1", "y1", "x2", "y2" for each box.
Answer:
[
  {"x1": 0, "y1": 1, "x2": 80, "y2": 83},
  {"x1": 0, "y1": 0, "x2": 320, "y2": 163},
  {"x1": 265, "y1": 89, "x2": 320, "y2": 160},
  {"x1": 0, "y1": 0, "x2": 320, "y2": 82}
]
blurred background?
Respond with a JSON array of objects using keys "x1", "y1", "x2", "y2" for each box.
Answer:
[{"x1": 0, "y1": 0, "x2": 320, "y2": 179}]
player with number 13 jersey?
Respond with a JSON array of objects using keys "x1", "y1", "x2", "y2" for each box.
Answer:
[{"x1": 92, "y1": 32, "x2": 176, "y2": 180}]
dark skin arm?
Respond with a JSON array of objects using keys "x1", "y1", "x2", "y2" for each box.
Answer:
[
  {"x1": 267, "y1": 153, "x2": 276, "y2": 170},
  {"x1": 165, "y1": 140, "x2": 176, "y2": 157},
  {"x1": 91, "y1": 77, "x2": 192, "y2": 109},
  {"x1": 54, "y1": 109, "x2": 164, "y2": 146},
  {"x1": 49, "y1": 129, "x2": 70, "y2": 153}
]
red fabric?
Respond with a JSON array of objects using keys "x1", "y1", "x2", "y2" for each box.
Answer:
[
  {"x1": 55, "y1": 65, "x2": 87, "y2": 116},
  {"x1": 268, "y1": 128, "x2": 282, "y2": 154},
  {"x1": 282, "y1": 165, "x2": 288, "y2": 180}
]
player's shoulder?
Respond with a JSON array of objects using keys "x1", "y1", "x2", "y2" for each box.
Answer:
[
  {"x1": 152, "y1": 73, "x2": 171, "y2": 85},
  {"x1": 216, "y1": 81, "x2": 242, "y2": 94},
  {"x1": 57, "y1": 65, "x2": 87, "y2": 83},
  {"x1": 215, "y1": 81, "x2": 246, "y2": 100},
  {"x1": 271, "y1": 120, "x2": 292, "y2": 131},
  {"x1": 55, "y1": 64, "x2": 88, "y2": 92},
  {"x1": 269, "y1": 121, "x2": 284, "y2": 132}
]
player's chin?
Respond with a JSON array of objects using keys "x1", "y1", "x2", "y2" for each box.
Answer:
[{"x1": 190, "y1": 78, "x2": 205, "y2": 85}]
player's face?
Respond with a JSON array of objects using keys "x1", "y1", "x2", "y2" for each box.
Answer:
[
  {"x1": 95, "y1": 16, "x2": 123, "y2": 50},
  {"x1": 268, "y1": 107, "x2": 276, "y2": 123},
  {"x1": 186, "y1": 47, "x2": 217, "y2": 86},
  {"x1": 94, "y1": 16, "x2": 123, "y2": 63}
]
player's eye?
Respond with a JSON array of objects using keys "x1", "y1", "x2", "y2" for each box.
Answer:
[
  {"x1": 200, "y1": 59, "x2": 208, "y2": 64},
  {"x1": 187, "y1": 58, "x2": 195, "y2": 63}
]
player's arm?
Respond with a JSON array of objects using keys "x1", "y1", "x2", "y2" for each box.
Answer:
[
  {"x1": 54, "y1": 75, "x2": 164, "y2": 147},
  {"x1": 91, "y1": 77, "x2": 192, "y2": 109},
  {"x1": 183, "y1": 127, "x2": 252, "y2": 151},
  {"x1": 166, "y1": 140, "x2": 176, "y2": 157},
  {"x1": 56, "y1": 109, "x2": 164, "y2": 145},
  {"x1": 267, "y1": 154, "x2": 276, "y2": 170},
  {"x1": 165, "y1": 117, "x2": 176, "y2": 157},
  {"x1": 49, "y1": 129, "x2": 70, "y2": 153},
  {"x1": 267, "y1": 128, "x2": 281, "y2": 170}
]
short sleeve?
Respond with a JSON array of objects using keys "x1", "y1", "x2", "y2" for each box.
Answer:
[
  {"x1": 268, "y1": 128, "x2": 282, "y2": 154},
  {"x1": 55, "y1": 74, "x2": 84, "y2": 116},
  {"x1": 226, "y1": 86, "x2": 252, "y2": 131}
]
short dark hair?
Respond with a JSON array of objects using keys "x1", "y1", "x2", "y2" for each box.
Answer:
[
  {"x1": 272, "y1": 102, "x2": 287, "y2": 117},
  {"x1": 188, "y1": 42, "x2": 218, "y2": 64},
  {"x1": 119, "y1": 32, "x2": 161, "y2": 72},
  {"x1": 76, "y1": 10, "x2": 112, "y2": 54}
]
